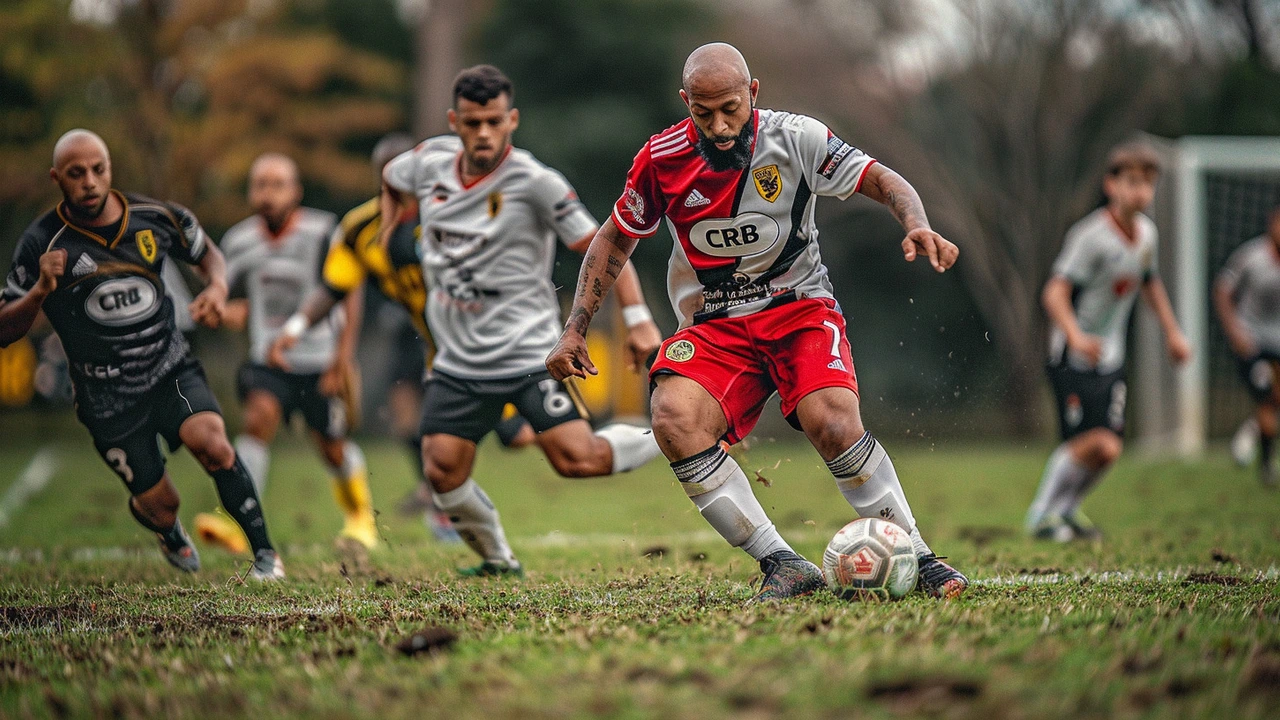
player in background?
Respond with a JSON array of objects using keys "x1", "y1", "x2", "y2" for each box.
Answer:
[
  {"x1": 547, "y1": 44, "x2": 969, "y2": 602},
  {"x1": 268, "y1": 133, "x2": 535, "y2": 545},
  {"x1": 1026, "y1": 143, "x2": 1192, "y2": 541},
  {"x1": 199, "y1": 152, "x2": 378, "y2": 551},
  {"x1": 0, "y1": 130, "x2": 283, "y2": 579},
  {"x1": 378, "y1": 65, "x2": 665, "y2": 576},
  {"x1": 1214, "y1": 203, "x2": 1280, "y2": 487}
]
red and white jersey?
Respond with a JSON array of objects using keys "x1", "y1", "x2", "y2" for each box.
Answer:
[{"x1": 612, "y1": 108, "x2": 876, "y2": 328}]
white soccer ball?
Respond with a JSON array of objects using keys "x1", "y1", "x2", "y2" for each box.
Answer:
[{"x1": 822, "y1": 517, "x2": 918, "y2": 601}]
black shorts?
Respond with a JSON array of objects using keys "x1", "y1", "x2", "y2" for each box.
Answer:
[
  {"x1": 1048, "y1": 364, "x2": 1127, "y2": 441},
  {"x1": 1236, "y1": 351, "x2": 1280, "y2": 402},
  {"x1": 420, "y1": 370, "x2": 587, "y2": 443},
  {"x1": 78, "y1": 357, "x2": 222, "y2": 496},
  {"x1": 237, "y1": 363, "x2": 348, "y2": 439}
]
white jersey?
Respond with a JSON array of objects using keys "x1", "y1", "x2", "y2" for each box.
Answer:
[
  {"x1": 611, "y1": 109, "x2": 876, "y2": 328},
  {"x1": 1047, "y1": 208, "x2": 1158, "y2": 374},
  {"x1": 1217, "y1": 235, "x2": 1280, "y2": 354},
  {"x1": 384, "y1": 136, "x2": 598, "y2": 379},
  {"x1": 223, "y1": 207, "x2": 340, "y2": 374}
]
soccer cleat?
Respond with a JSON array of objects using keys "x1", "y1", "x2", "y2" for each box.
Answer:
[
  {"x1": 339, "y1": 511, "x2": 380, "y2": 549},
  {"x1": 1030, "y1": 514, "x2": 1075, "y2": 543},
  {"x1": 751, "y1": 550, "x2": 825, "y2": 603},
  {"x1": 425, "y1": 510, "x2": 463, "y2": 544},
  {"x1": 194, "y1": 511, "x2": 250, "y2": 554},
  {"x1": 916, "y1": 553, "x2": 968, "y2": 600},
  {"x1": 249, "y1": 549, "x2": 286, "y2": 581},
  {"x1": 158, "y1": 523, "x2": 201, "y2": 574},
  {"x1": 1063, "y1": 510, "x2": 1102, "y2": 540},
  {"x1": 1231, "y1": 417, "x2": 1259, "y2": 467},
  {"x1": 456, "y1": 560, "x2": 524, "y2": 578}
]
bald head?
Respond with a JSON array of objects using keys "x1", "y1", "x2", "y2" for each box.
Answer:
[
  {"x1": 52, "y1": 129, "x2": 109, "y2": 170},
  {"x1": 50, "y1": 129, "x2": 114, "y2": 220},
  {"x1": 682, "y1": 43, "x2": 751, "y2": 95},
  {"x1": 248, "y1": 152, "x2": 302, "y2": 231}
]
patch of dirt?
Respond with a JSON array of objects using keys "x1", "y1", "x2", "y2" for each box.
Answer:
[
  {"x1": 640, "y1": 546, "x2": 668, "y2": 559},
  {"x1": 394, "y1": 626, "x2": 457, "y2": 657},
  {"x1": 1183, "y1": 572, "x2": 1245, "y2": 586},
  {"x1": 1014, "y1": 567, "x2": 1063, "y2": 576},
  {"x1": 867, "y1": 675, "x2": 984, "y2": 710},
  {"x1": 0, "y1": 603, "x2": 91, "y2": 630},
  {"x1": 957, "y1": 525, "x2": 1017, "y2": 547},
  {"x1": 1211, "y1": 548, "x2": 1237, "y2": 564},
  {"x1": 1241, "y1": 651, "x2": 1280, "y2": 697}
]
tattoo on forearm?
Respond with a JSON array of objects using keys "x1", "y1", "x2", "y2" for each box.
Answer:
[
  {"x1": 566, "y1": 307, "x2": 590, "y2": 335},
  {"x1": 591, "y1": 277, "x2": 604, "y2": 299},
  {"x1": 884, "y1": 178, "x2": 929, "y2": 231},
  {"x1": 606, "y1": 254, "x2": 624, "y2": 279}
]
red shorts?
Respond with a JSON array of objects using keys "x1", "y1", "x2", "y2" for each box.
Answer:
[{"x1": 649, "y1": 297, "x2": 859, "y2": 444}]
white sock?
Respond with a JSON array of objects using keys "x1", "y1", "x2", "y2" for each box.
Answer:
[
  {"x1": 596, "y1": 423, "x2": 662, "y2": 473},
  {"x1": 234, "y1": 435, "x2": 270, "y2": 496},
  {"x1": 1063, "y1": 465, "x2": 1107, "y2": 517},
  {"x1": 1026, "y1": 444, "x2": 1090, "y2": 529},
  {"x1": 335, "y1": 440, "x2": 366, "y2": 481},
  {"x1": 827, "y1": 432, "x2": 931, "y2": 555},
  {"x1": 671, "y1": 445, "x2": 791, "y2": 561},
  {"x1": 434, "y1": 478, "x2": 517, "y2": 567}
]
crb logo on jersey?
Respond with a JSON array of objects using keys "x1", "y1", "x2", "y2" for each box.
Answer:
[
  {"x1": 84, "y1": 277, "x2": 160, "y2": 327},
  {"x1": 688, "y1": 213, "x2": 782, "y2": 259}
]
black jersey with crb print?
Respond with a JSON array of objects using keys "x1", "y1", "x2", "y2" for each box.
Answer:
[{"x1": 2, "y1": 191, "x2": 210, "y2": 421}]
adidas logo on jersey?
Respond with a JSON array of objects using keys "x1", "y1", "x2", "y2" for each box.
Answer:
[
  {"x1": 684, "y1": 189, "x2": 711, "y2": 208},
  {"x1": 72, "y1": 254, "x2": 98, "y2": 277},
  {"x1": 827, "y1": 358, "x2": 847, "y2": 372}
]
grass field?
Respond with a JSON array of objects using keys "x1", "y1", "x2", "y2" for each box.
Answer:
[{"x1": 1, "y1": 431, "x2": 1278, "y2": 719}]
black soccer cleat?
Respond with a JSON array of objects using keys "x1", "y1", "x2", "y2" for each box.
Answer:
[
  {"x1": 457, "y1": 560, "x2": 524, "y2": 578},
  {"x1": 1063, "y1": 510, "x2": 1103, "y2": 541},
  {"x1": 916, "y1": 553, "x2": 968, "y2": 600},
  {"x1": 158, "y1": 524, "x2": 201, "y2": 574},
  {"x1": 751, "y1": 550, "x2": 825, "y2": 603}
]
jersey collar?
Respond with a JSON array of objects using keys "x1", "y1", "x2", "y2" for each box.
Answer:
[
  {"x1": 455, "y1": 145, "x2": 513, "y2": 190},
  {"x1": 56, "y1": 189, "x2": 130, "y2": 248}
]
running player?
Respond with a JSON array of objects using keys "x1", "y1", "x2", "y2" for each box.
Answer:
[
  {"x1": 1214, "y1": 203, "x2": 1280, "y2": 487},
  {"x1": 547, "y1": 43, "x2": 968, "y2": 602},
  {"x1": 0, "y1": 129, "x2": 283, "y2": 579},
  {"x1": 203, "y1": 152, "x2": 378, "y2": 550},
  {"x1": 267, "y1": 133, "x2": 534, "y2": 544},
  {"x1": 1026, "y1": 142, "x2": 1192, "y2": 540},
  {"x1": 376, "y1": 65, "x2": 665, "y2": 576}
]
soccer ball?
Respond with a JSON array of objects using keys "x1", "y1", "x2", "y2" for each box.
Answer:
[{"x1": 822, "y1": 517, "x2": 918, "y2": 601}]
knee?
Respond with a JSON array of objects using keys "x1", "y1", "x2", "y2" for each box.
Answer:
[
  {"x1": 242, "y1": 394, "x2": 281, "y2": 441},
  {"x1": 650, "y1": 394, "x2": 702, "y2": 452},
  {"x1": 319, "y1": 440, "x2": 345, "y2": 469},
  {"x1": 193, "y1": 435, "x2": 236, "y2": 472},
  {"x1": 796, "y1": 392, "x2": 864, "y2": 457},
  {"x1": 133, "y1": 481, "x2": 180, "y2": 524},
  {"x1": 1080, "y1": 431, "x2": 1122, "y2": 468}
]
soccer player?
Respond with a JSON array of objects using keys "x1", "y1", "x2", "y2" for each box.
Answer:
[
  {"x1": 267, "y1": 133, "x2": 534, "y2": 544},
  {"x1": 375, "y1": 65, "x2": 665, "y2": 576},
  {"x1": 205, "y1": 152, "x2": 378, "y2": 550},
  {"x1": 547, "y1": 43, "x2": 969, "y2": 602},
  {"x1": 1026, "y1": 142, "x2": 1192, "y2": 541},
  {"x1": 0, "y1": 129, "x2": 283, "y2": 579},
  {"x1": 1214, "y1": 203, "x2": 1280, "y2": 487}
]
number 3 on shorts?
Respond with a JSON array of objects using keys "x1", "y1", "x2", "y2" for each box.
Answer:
[
  {"x1": 105, "y1": 448, "x2": 134, "y2": 485},
  {"x1": 538, "y1": 378, "x2": 573, "y2": 417}
]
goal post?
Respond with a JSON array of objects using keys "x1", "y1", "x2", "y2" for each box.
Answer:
[{"x1": 1133, "y1": 136, "x2": 1280, "y2": 457}]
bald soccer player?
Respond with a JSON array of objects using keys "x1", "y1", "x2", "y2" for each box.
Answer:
[
  {"x1": 378, "y1": 65, "x2": 666, "y2": 577},
  {"x1": 548, "y1": 43, "x2": 969, "y2": 602},
  {"x1": 198, "y1": 153, "x2": 378, "y2": 552},
  {"x1": 0, "y1": 130, "x2": 284, "y2": 579}
]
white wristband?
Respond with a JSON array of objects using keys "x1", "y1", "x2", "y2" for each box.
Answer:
[
  {"x1": 621, "y1": 305, "x2": 652, "y2": 328},
  {"x1": 281, "y1": 313, "x2": 309, "y2": 340}
]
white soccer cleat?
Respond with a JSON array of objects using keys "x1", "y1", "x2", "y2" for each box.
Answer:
[
  {"x1": 1232, "y1": 417, "x2": 1259, "y2": 467},
  {"x1": 249, "y1": 549, "x2": 286, "y2": 581}
]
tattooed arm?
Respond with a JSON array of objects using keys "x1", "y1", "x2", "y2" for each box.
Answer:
[
  {"x1": 857, "y1": 163, "x2": 958, "y2": 272},
  {"x1": 548, "y1": 219, "x2": 649, "y2": 380}
]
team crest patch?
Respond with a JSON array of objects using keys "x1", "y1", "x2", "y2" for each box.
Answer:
[
  {"x1": 487, "y1": 191, "x2": 503, "y2": 218},
  {"x1": 625, "y1": 188, "x2": 646, "y2": 225},
  {"x1": 664, "y1": 339, "x2": 695, "y2": 363},
  {"x1": 752, "y1": 165, "x2": 782, "y2": 203},
  {"x1": 135, "y1": 229, "x2": 157, "y2": 264}
]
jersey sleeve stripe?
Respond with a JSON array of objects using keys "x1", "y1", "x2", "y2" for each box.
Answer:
[
  {"x1": 650, "y1": 134, "x2": 688, "y2": 152},
  {"x1": 611, "y1": 207, "x2": 660, "y2": 238},
  {"x1": 852, "y1": 159, "x2": 878, "y2": 195},
  {"x1": 651, "y1": 144, "x2": 690, "y2": 159}
]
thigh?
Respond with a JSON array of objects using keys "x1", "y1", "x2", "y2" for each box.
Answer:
[
  {"x1": 648, "y1": 322, "x2": 772, "y2": 444},
  {"x1": 760, "y1": 298, "x2": 859, "y2": 424},
  {"x1": 1238, "y1": 354, "x2": 1275, "y2": 402},
  {"x1": 419, "y1": 372, "x2": 505, "y2": 444},
  {"x1": 510, "y1": 372, "x2": 587, "y2": 434},
  {"x1": 237, "y1": 363, "x2": 298, "y2": 418},
  {"x1": 156, "y1": 358, "x2": 223, "y2": 451}
]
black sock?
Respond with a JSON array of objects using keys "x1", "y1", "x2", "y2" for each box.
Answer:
[
  {"x1": 1260, "y1": 432, "x2": 1275, "y2": 470},
  {"x1": 211, "y1": 455, "x2": 274, "y2": 554},
  {"x1": 128, "y1": 500, "x2": 188, "y2": 552},
  {"x1": 405, "y1": 436, "x2": 425, "y2": 481}
]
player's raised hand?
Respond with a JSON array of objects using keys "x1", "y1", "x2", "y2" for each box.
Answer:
[
  {"x1": 625, "y1": 320, "x2": 663, "y2": 372},
  {"x1": 36, "y1": 249, "x2": 67, "y2": 294},
  {"x1": 547, "y1": 330, "x2": 597, "y2": 381},
  {"x1": 267, "y1": 334, "x2": 297, "y2": 372},
  {"x1": 902, "y1": 229, "x2": 958, "y2": 273},
  {"x1": 189, "y1": 282, "x2": 227, "y2": 329}
]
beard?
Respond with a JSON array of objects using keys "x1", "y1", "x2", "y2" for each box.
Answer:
[
  {"x1": 694, "y1": 115, "x2": 755, "y2": 172},
  {"x1": 66, "y1": 193, "x2": 108, "y2": 221}
]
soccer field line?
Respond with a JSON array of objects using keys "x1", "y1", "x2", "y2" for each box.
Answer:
[{"x1": 0, "y1": 446, "x2": 58, "y2": 531}]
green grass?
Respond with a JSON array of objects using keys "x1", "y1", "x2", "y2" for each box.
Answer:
[{"x1": 1, "y1": 433, "x2": 1278, "y2": 719}]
